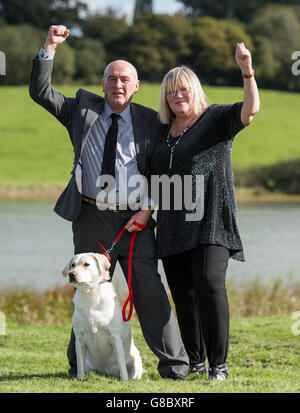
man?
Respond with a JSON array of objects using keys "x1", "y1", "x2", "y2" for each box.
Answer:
[{"x1": 29, "y1": 25, "x2": 189, "y2": 380}]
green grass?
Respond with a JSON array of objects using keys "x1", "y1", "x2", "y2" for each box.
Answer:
[
  {"x1": 0, "y1": 281, "x2": 299, "y2": 393},
  {"x1": 1, "y1": 84, "x2": 300, "y2": 188},
  {"x1": 0, "y1": 316, "x2": 299, "y2": 393}
]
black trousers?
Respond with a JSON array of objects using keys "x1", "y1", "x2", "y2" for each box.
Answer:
[
  {"x1": 67, "y1": 202, "x2": 189, "y2": 378},
  {"x1": 162, "y1": 244, "x2": 230, "y2": 367}
]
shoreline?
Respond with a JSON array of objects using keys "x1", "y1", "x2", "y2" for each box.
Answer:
[
  {"x1": 1, "y1": 185, "x2": 300, "y2": 203},
  {"x1": 1, "y1": 281, "x2": 299, "y2": 322}
]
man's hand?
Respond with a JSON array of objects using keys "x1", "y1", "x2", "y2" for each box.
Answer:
[
  {"x1": 44, "y1": 25, "x2": 70, "y2": 51},
  {"x1": 125, "y1": 208, "x2": 152, "y2": 233}
]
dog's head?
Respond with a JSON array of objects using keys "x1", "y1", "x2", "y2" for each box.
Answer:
[{"x1": 62, "y1": 253, "x2": 111, "y2": 290}]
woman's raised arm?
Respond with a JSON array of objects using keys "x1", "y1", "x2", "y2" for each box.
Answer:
[{"x1": 235, "y1": 42, "x2": 260, "y2": 126}]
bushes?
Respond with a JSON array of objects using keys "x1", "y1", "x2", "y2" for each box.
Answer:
[
  {"x1": 0, "y1": 279, "x2": 299, "y2": 325},
  {"x1": 234, "y1": 158, "x2": 300, "y2": 194},
  {"x1": 228, "y1": 279, "x2": 300, "y2": 317},
  {"x1": 0, "y1": 285, "x2": 74, "y2": 325}
]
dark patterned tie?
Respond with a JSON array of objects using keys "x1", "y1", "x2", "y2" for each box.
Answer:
[{"x1": 100, "y1": 113, "x2": 120, "y2": 188}]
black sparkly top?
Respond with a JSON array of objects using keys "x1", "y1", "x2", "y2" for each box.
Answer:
[{"x1": 151, "y1": 102, "x2": 247, "y2": 261}]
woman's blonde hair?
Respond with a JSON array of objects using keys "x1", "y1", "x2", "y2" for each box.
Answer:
[{"x1": 159, "y1": 66, "x2": 210, "y2": 124}]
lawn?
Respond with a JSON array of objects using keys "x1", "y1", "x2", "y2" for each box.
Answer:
[
  {"x1": 1, "y1": 84, "x2": 300, "y2": 189},
  {"x1": 0, "y1": 315, "x2": 299, "y2": 393}
]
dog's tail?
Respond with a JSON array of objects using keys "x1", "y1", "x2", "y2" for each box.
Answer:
[{"x1": 111, "y1": 271, "x2": 130, "y2": 308}]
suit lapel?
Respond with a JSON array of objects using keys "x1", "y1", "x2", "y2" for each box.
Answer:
[
  {"x1": 130, "y1": 103, "x2": 147, "y2": 175},
  {"x1": 78, "y1": 99, "x2": 105, "y2": 157}
]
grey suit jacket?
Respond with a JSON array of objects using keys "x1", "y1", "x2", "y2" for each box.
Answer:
[{"x1": 29, "y1": 58, "x2": 162, "y2": 221}]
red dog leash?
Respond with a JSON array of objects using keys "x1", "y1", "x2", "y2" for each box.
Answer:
[{"x1": 99, "y1": 220, "x2": 146, "y2": 322}]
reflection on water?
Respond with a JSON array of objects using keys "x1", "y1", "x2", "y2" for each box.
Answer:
[{"x1": 0, "y1": 200, "x2": 299, "y2": 292}]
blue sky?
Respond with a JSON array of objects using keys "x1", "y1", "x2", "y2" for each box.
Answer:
[{"x1": 82, "y1": 0, "x2": 183, "y2": 20}]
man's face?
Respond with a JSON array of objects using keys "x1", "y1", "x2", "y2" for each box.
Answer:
[{"x1": 102, "y1": 61, "x2": 140, "y2": 113}]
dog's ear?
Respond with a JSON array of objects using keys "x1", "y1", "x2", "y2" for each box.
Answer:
[
  {"x1": 93, "y1": 253, "x2": 111, "y2": 271},
  {"x1": 92, "y1": 253, "x2": 111, "y2": 281},
  {"x1": 62, "y1": 258, "x2": 72, "y2": 277}
]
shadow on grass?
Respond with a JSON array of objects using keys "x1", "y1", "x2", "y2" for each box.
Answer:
[{"x1": 0, "y1": 372, "x2": 69, "y2": 381}]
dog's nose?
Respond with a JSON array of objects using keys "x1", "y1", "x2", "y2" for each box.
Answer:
[{"x1": 69, "y1": 271, "x2": 76, "y2": 281}]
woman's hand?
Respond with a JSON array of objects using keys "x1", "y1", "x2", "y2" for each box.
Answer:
[{"x1": 235, "y1": 42, "x2": 253, "y2": 75}]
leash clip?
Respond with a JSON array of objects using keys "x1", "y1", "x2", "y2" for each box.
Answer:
[{"x1": 106, "y1": 241, "x2": 117, "y2": 256}]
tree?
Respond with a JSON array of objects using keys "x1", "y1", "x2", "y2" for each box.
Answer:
[
  {"x1": 178, "y1": 0, "x2": 300, "y2": 23},
  {"x1": 249, "y1": 36, "x2": 279, "y2": 85},
  {"x1": 134, "y1": 0, "x2": 153, "y2": 20},
  {"x1": 81, "y1": 9, "x2": 128, "y2": 63},
  {"x1": 0, "y1": 24, "x2": 75, "y2": 85},
  {"x1": 187, "y1": 17, "x2": 252, "y2": 85},
  {"x1": 249, "y1": 5, "x2": 300, "y2": 90},
  {"x1": 121, "y1": 21, "x2": 164, "y2": 81},
  {"x1": 0, "y1": 0, "x2": 87, "y2": 29},
  {"x1": 123, "y1": 13, "x2": 191, "y2": 81},
  {"x1": 220, "y1": 19, "x2": 254, "y2": 84},
  {"x1": 53, "y1": 41, "x2": 76, "y2": 84},
  {"x1": 0, "y1": 24, "x2": 44, "y2": 85},
  {"x1": 73, "y1": 38, "x2": 106, "y2": 84}
]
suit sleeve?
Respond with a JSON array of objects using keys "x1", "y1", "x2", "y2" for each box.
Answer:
[{"x1": 29, "y1": 57, "x2": 76, "y2": 129}]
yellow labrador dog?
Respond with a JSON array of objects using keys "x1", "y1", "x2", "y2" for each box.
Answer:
[{"x1": 62, "y1": 253, "x2": 143, "y2": 381}]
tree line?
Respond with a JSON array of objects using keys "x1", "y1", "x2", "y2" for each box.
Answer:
[{"x1": 0, "y1": 0, "x2": 300, "y2": 91}]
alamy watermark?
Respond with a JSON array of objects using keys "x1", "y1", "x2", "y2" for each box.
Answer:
[
  {"x1": 291, "y1": 311, "x2": 300, "y2": 336},
  {"x1": 0, "y1": 312, "x2": 6, "y2": 336},
  {"x1": 0, "y1": 51, "x2": 6, "y2": 76},
  {"x1": 291, "y1": 51, "x2": 300, "y2": 76},
  {"x1": 91, "y1": 171, "x2": 205, "y2": 221}
]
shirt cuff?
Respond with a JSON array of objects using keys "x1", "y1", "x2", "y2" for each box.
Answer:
[
  {"x1": 140, "y1": 196, "x2": 156, "y2": 211},
  {"x1": 38, "y1": 47, "x2": 56, "y2": 60}
]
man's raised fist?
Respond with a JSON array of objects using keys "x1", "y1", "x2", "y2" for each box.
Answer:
[{"x1": 44, "y1": 25, "x2": 70, "y2": 51}]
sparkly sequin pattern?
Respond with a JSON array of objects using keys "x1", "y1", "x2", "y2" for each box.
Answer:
[{"x1": 151, "y1": 102, "x2": 247, "y2": 261}]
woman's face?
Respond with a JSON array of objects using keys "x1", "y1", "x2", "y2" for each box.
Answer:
[{"x1": 166, "y1": 82, "x2": 194, "y2": 119}]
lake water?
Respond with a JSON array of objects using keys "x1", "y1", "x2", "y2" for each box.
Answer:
[{"x1": 0, "y1": 200, "x2": 299, "y2": 292}]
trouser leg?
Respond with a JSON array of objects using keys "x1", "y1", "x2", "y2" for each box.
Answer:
[
  {"x1": 162, "y1": 252, "x2": 206, "y2": 367},
  {"x1": 118, "y1": 226, "x2": 189, "y2": 378},
  {"x1": 190, "y1": 244, "x2": 230, "y2": 366},
  {"x1": 66, "y1": 327, "x2": 76, "y2": 371}
]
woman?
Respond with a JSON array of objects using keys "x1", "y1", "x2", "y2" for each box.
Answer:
[{"x1": 151, "y1": 43, "x2": 260, "y2": 380}]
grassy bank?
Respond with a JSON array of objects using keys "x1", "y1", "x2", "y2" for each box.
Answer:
[
  {"x1": 0, "y1": 280, "x2": 299, "y2": 325},
  {"x1": 0, "y1": 316, "x2": 299, "y2": 393},
  {"x1": 2, "y1": 184, "x2": 300, "y2": 202},
  {"x1": 1, "y1": 85, "x2": 300, "y2": 191}
]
